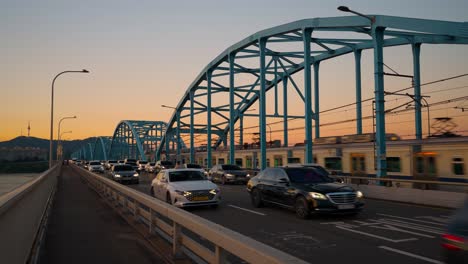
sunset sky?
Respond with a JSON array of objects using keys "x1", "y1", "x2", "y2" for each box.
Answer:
[{"x1": 2, "y1": 0, "x2": 468, "y2": 145}]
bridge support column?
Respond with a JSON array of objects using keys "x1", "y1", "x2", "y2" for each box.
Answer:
[
  {"x1": 207, "y1": 70, "x2": 213, "y2": 168},
  {"x1": 259, "y1": 38, "x2": 268, "y2": 170},
  {"x1": 190, "y1": 91, "x2": 195, "y2": 163},
  {"x1": 373, "y1": 26, "x2": 387, "y2": 178},
  {"x1": 176, "y1": 111, "x2": 181, "y2": 162},
  {"x1": 413, "y1": 43, "x2": 422, "y2": 140},
  {"x1": 355, "y1": 49, "x2": 363, "y2": 134},
  {"x1": 229, "y1": 53, "x2": 236, "y2": 165},
  {"x1": 314, "y1": 61, "x2": 320, "y2": 139},
  {"x1": 303, "y1": 27, "x2": 313, "y2": 163},
  {"x1": 282, "y1": 75, "x2": 288, "y2": 147}
]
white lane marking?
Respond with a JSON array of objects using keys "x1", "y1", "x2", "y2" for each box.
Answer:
[
  {"x1": 336, "y1": 226, "x2": 418, "y2": 243},
  {"x1": 377, "y1": 214, "x2": 446, "y2": 226},
  {"x1": 228, "y1": 205, "x2": 266, "y2": 216},
  {"x1": 370, "y1": 224, "x2": 435, "y2": 238},
  {"x1": 416, "y1": 216, "x2": 450, "y2": 223},
  {"x1": 379, "y1": 246, "x2": 444, "y2": 264},
  {"x1": 379, "y1": 219, "x2": 444, "y2": 233}
]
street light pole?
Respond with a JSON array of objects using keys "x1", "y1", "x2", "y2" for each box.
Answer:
[
  {"x1": 57, "y1": 116, "x2": 77, "y2": 160},
  {"x1": 337, "y1": 6, "x2": 375, "y2": 23},
  {"x1": 49, "y1": 69, "x2": 89, "y2": 168}
]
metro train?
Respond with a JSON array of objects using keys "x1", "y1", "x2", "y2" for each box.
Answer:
[{"x1": 171, "y1": 134, "x2": 468, "y2": 184}]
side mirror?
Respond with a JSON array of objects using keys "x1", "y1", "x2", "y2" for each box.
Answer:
[{"x1": 278, "y1": 178, "x2": 289, "y2": 184}]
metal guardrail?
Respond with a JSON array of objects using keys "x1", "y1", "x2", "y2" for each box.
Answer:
[
  {"x1": 0, "y1": 164, "x2": 60, "y2": 264},
  {"x1": 337, "y1": 175, "x2": 468, "y2": 188},
  {"x1": 74, "y1": 165, "x2": 308, "y2": 264}
]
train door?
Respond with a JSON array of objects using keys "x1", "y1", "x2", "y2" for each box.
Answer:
[
  {"x1": 413, "y1": 152, "x2": 438, "y2": 189},
  {"x1": 350, "y1": 153, "x2": 366, "y2": 176},
  {"x1": 350, "y1": 153, "x2": 367, "y2": 184}
]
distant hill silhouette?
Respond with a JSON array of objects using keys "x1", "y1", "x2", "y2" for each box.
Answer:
[{"x1": 0, "y1": 136, "x2": 100, "y2": 159}]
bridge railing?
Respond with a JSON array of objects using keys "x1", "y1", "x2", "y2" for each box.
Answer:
[
  {"x1": 0, "y1": 164, "x2": 61, "y2": 264},
  {"x1": 336, "y1": 175, "x2": 468, "y2": 208},
  {"x1": 73, "y1": 165, "x2": 308, "y2": 264}
]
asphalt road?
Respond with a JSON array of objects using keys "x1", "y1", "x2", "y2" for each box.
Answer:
[{"x1": 107, "y1": 170, "x2": 453, "y2": 264}]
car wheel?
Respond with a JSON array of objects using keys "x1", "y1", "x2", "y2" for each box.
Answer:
[
  {"x1": 251, "y1": 188, "x2": 263, "y2": 208},
  {"x1": 295, "y1": 196, "x2": 310, "y2": 219},
  {"x1": 166, "y1": 193, "x2": 172, "y2": 204},
  {"x1": 150, "y1": 187, "x2": 155, "y2": 197}
]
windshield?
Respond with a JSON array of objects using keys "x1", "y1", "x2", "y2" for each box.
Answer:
[
  {"x1": 114, "y1": 165, "x2": 134, "y2": 171},
  {"x1": 109, "y1": 160, "x2": 117, "y2": 163},
  {"x1": 139, "y1": 161, "x2": 148, "y2": 164},
  {"x1": 90, "y1": 162, "x2": 101, "y2": 165},
  {"x1": 310, "y1": 166, "x2": 329, "y2": 177},
  {"x1": 186, "y1": 164, "x2": 202, "y2": 169},
  {"x1": 149, "y1": 162, "x2": 155, "y2": 166},
  {"x1": 285, "y1": 168, "x2": 333, "y2": 184},
  {"x1": 222, "y1": 165, "x2": 241, "y2": 170},
  {"x1": 161, "y1": 161, "x2": 173, "y2": 166},
  {"x1": 169, "y1": 171, "x2": 205, "y2": 182}
]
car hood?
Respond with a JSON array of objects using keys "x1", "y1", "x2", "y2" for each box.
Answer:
[
  {"x1": 224, "y1": 170, "x2": 248, "y2": 176},
  {"x1": 300, "y1": 182, "x2": 355, "y2": 194},
  {"x1": 170, "y1": 180, "x2": 217, "y2": 191}
]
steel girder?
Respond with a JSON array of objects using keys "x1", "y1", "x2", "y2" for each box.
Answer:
[
  {"x1": 155, "y1": 15, "x2": 468, "y2": 174},
  {"x1": 92, "y1": 136, "x2": 111, "y2": 161},
  {"x1": 108, "y1": 120, "x2": 184, "y2": 162}
]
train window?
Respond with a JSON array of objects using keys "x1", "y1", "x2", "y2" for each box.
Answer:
[
  {"x1": 288, "y1": 157, "x2": 301, "y2": 163},
  {"x1": 416, "y1": 157, "x2": 424, "y2": 173},
  {"x1": 325, "y1": 157, "x2": 342, "y2": 171},
  {"x1": 246, "y1": 156, "x2": 252, "y2": 169},
  {"x1": 235, "y1": 158, "x2": 243, "y2": 167},
  {"x1": 452, "y1": 157, "x2": 465, "y2": 176},
  {"x1": 386, "y1": 157, "x2": 401, "y2": 172},
  {"x1": 274, "y1": 155, "x2": 283, "y2": 167},
  {"x1": 428, "y1": 156, "x2": 437, "y2": 174},
  {"x1": 352, "y1": 157, "x2": 358, "y2": 171}
]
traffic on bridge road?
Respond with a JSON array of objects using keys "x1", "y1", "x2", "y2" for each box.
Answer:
[{"x1": 104, "y1": 168, "x2": 453, "y2": 264}]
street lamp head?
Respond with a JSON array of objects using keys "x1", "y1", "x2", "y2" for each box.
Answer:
[
  {"x1": 337, "y1": 6, "x2": 350, "y2": 12},
  {"x1": 82, "y1": 69, "x2": 89, "y2": 73}
]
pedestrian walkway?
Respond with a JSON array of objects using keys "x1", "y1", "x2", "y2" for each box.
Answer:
[{"x1": 39, "y1": 166, "x2": 164, "y2": 264}]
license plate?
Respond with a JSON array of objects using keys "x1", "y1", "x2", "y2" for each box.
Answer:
[
  {"x1": 192, "y1": 196, "x2": 209, "y2": 201},
  {"x1": 338, "y1": 204, "x2": 355, "y2": 210}
]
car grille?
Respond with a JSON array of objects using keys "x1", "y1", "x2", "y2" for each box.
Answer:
[
  {"x1": 185, "y1": 190, "x2": 214, "y2": 201},
  {"x1": 327, "y1": 192, "x2": 356, "y2": 204}
]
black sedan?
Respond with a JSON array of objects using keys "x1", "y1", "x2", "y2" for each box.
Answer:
[
  {"x1": 442, "y1": 200, "x2": 468, "y2": 264},
  {"x1": 246, "y1": 166, "x2": 364, "y2": 219}
]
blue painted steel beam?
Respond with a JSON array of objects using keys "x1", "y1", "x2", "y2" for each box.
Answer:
[
  {"x1": 206, "y1": 70, "x2": 213, "y2": 168},
  {"x1": 283, "y1": 75, "x2": 288, "y2": 147},
  {"x1": 314, "y1": 61, "x2": 320, "y2": 139},
  {"x1": 229, "y1": 53, "x2": 236, "y2": 165},
  {"x1": 303, "y1": 28, "x2": 313, "y2": 163},
  {"x1": 355, "y1": 50, "x2": 363, "y2": 134},
  {"x1": 259, "y1": 38, "x2": 268, "y2": 169},
  {"x1": 413, "y1": 43, "x2": 422, "y2": 140},
  {"x1": 190, "y1": 91, "x2": 195, "y2": 163},
  {"x1": 373, "y1": 26, "x2": 387, "y2": 178}
]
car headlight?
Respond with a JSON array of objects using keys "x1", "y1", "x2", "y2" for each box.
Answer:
[
  {"x1": 209, "y1": 189, "x2": 220, "y2": 195},
  {"x1": 356, "y1": 191, "x2": 364, "y2": 198},
  {"x1": 115, "y1": 174, "x2": 121, "y2": 178},
  {"x1": 225, "y1": 173, "x2": 234, "y2": 178},
  {"x1": 246, "y1": 173, "x2": 251, "y2": 178},
  {"x1": 309, "y1": 192, "x2": 327, "y2": 200},
  {"x1": 175, "y1": 190, "x2": 191, "y2": 197},
  {"x1": 133, "y1": 173, "x2": 139, "y2": 177}
]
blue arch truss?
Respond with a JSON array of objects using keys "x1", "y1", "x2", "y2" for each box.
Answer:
[{"x1": 154, "y1": 14, "x2": 468, "y2": 176}]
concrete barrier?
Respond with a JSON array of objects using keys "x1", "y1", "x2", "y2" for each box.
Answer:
[
  {"x1": 0, "y1": 164, "x2": 60, "y2": 264},
  {"x1": 350, "y1": 184, "x2": 467, "y2": 208}
]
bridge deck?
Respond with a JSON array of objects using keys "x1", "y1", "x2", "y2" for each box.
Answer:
[{"x1": 39, "y1": 166, "x2": 164, "y2": 264}]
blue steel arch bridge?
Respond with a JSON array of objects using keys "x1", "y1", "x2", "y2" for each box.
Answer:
[
  {"x1": 72, "y1": 14, "x2": 468, "y2": 177},
  {"x1": 71, "y1": 120, "x2": 186, "y2": 162}
]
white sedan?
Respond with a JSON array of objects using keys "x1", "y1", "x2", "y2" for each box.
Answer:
[{"x1": 150, "y1": 169, "x2": 220, "y2": 208}]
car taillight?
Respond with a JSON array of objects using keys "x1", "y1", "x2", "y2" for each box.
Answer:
[{"x1": 442, "y1": 233, "x2": 464, "y2": 251}]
